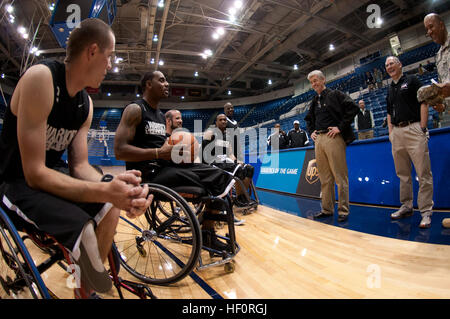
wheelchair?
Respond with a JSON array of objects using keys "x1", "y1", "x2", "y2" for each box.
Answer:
[
  {"x1": 0, "y1": 183, "x2": 199, "y2": 299},
  {"x1": 114, "y1": 166, "x2": 242, "y2": 285},
  {"x1": 113, "y1": 183, "x2": 203, "y2": 285}
]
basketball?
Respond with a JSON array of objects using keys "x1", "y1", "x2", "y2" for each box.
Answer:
[{"x1": 168, "y1": 130, "x2": 199, "y2": 163}]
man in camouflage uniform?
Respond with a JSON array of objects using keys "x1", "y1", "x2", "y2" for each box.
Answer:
[
  {"x1": 423, "y1": 13, "x2": 450, "y2": 229},
  {"x1": 423, "y1": 13, "x2": 450, "y2": 111}
]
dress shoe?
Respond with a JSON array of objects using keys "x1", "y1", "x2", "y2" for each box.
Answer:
[
  {"x1": 313, "y1": 211, "x2": 333, "y2": 219},
  {"x1": 419, "y1": 211, "x2": 432, "y2": 229},
  {"x1": 390, "y1": 206, "x2": 413, "y2": 220},
  {"x1": 338, "y1": 214, "x2": 348, "y2": 222}
]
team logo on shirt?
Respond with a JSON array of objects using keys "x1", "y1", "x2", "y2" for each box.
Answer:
[
  {"x1": 145, "y1": 121, "x2": 166, "y2": 136},
  {"x1": 46, "y1": 125, "x2": 78, "y2": 151}
]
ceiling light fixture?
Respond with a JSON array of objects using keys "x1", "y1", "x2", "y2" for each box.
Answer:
[
  {"x1": 17, "y1": 26, "x2": 26, "y2": 34},
  {"x1": 268, "y1": 79, "x2": 272, "y2": 85},
  {"x1": 159, "y1": 60, "x2": 164, "y2": 66},
  {"x1": 293, "y1": 64, "x2": 298, "y2": 70},
  {"x1": 29, "y1": 46, "x2": 38, "y2": 54},
  {"x1": 158, "y1": 0, "x2": 164, "y2": 8},
  {"x1": 153, "y1": 34, "x2": 158, "y2": 42},
  {"x1": 329, "y1": 44, "x2": 335, "y2": 51}
]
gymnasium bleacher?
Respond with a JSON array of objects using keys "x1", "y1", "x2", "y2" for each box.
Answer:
[{"x1": 0, "y1": 41, "x2": 446, "y2": 160}]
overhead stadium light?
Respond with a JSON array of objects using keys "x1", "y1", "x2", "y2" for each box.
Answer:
[{"x1": 234, "y1": 0, "x2": 243, "y2": 9}]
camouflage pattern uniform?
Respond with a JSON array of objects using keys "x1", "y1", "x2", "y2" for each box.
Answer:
[{"x1": 436, "y1": 36, "x2": 450, "y2": 108}]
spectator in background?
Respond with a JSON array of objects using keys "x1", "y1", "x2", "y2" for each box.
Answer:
[
  {"x1": 374, "y1": 68, "x2": 384, "y2": 89},
  {"x1": 424, "y1": 60, "x2": 436, "y2": 73},
  {"x1": 267, "y1": 123, "x2": 289, "y2": 150},
  {"x1": 365, "y1": 71, "x2": 375, "y2": 91},
  {"x1": 354, "y1": 100, "x2": 374, "y2": 140},
  {"x1": 385, "y1": 56, "x2": 433, "y2": 229},
  {"x1": 287, "y1": 120, "x2": 309, "y2": 148},
  {"x1": 418, "y1": 64, "x2": 424, "y2": 76}
]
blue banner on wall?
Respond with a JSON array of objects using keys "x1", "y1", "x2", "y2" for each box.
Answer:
[{"x1": 250, "y1": 126, "x2": 450, "y2": 210}]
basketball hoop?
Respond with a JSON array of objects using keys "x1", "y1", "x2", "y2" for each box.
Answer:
[{"x1": 95, "y1": 128, "x2": 110, "y2": 157}]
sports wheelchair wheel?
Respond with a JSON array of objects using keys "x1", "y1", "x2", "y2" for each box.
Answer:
[
  {"x1": 0, "y1": 208, "x2": 51, "y2": 299},
  {"x1": 114, "y1": 183, "x2": 202, "y2": 285}
]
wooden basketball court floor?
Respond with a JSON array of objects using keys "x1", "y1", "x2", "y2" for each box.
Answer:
[{"x1": 14, "y1": 166, "x2": 450, "y2": 299}]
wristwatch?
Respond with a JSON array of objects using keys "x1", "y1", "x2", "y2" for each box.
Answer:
[{"x1": 101, "y1": 174, "x2": 114, "y2": 182}]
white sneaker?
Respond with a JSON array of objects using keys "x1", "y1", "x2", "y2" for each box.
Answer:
[
  {"x1": 419, "y1": 211, "x2": 432, "y2": 229},
  {"x1": 234, "y1": 217, "x2": 245, "y2": 226},
  {"x1": 391, "y1": 206, "x2": 413, "y2": 220}
]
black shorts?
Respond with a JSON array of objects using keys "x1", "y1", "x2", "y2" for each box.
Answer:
[
  {"x1": 145, "y1": 162, "x2": 234, "y2": 197},
  {"x1": 0, "y1": 179, "x2": 111, "y2": 253}
]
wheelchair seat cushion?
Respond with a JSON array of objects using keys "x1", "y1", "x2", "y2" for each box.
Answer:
[{"x1": 172, "y1": 186, "x2": 207, "y2": 198}]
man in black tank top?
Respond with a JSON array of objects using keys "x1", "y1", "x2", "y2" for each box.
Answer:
[
  {"x1": 203, "y1": 114, "x2": 255, "y2": 209},
  {"x1": 115, "y1": 71, "x2": 235, "y2": 250},
  {"x1": 0, "y1": 19, "x2": 151, "y2": 296}
]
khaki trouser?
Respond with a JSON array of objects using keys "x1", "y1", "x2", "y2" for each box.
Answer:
[
  {"x1": 390, "y1": 122, "x2": 433, "y2": 215},
  {"x1": 314, "y1": 134, "x2": 349, "y2": 216},
  {"x1": 358, "y1": 130, "x2": 374, "y2": 140}
]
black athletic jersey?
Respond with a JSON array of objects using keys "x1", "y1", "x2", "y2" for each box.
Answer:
[
  {"x1": 226, "y1": 116, "x2": 238, "y2": 129},
  {"x1": 0, "y1": 59, "x2": 90, "y2": 182},
  {"x1": 225, "y1": 116, "x2": 240, "y2": 159},
  {"x1": 202, "y1": 128, "x2": 233, "y2": 164},
  {"x1": 125, "y1": 99, "x2": 167, "y2": 172}
]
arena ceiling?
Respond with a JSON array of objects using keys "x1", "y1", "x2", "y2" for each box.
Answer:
[{"x1": 0, "y1": 0, "x2": 449, "y2": 103}]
